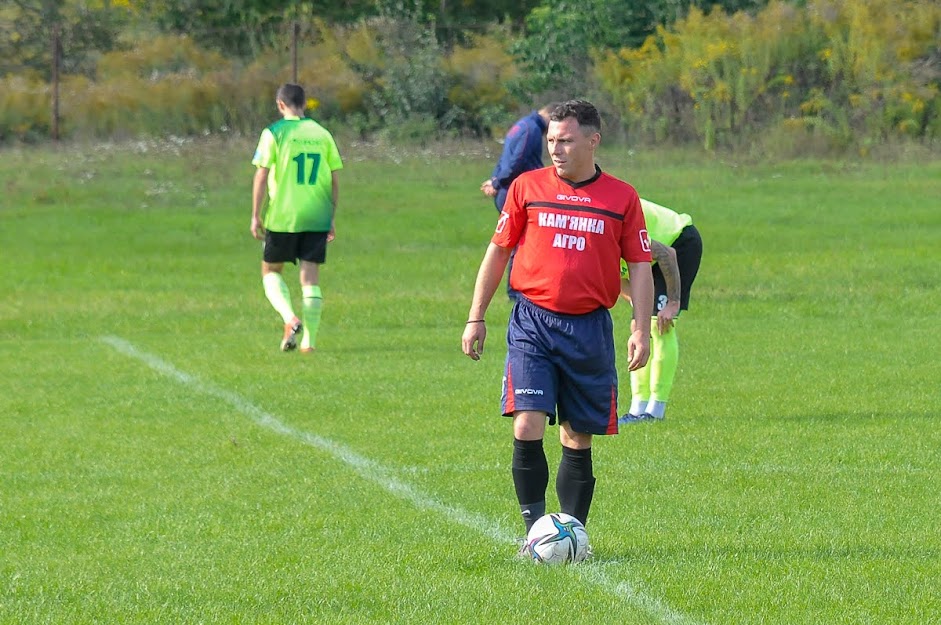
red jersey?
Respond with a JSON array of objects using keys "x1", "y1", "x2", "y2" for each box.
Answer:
[{"x1": 492, "y1": 166, "x2": 651, "y2": 314}]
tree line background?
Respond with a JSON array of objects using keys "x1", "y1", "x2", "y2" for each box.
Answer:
[{"x1": 2, "y1": 0, "x2": 939, "y2": 154}]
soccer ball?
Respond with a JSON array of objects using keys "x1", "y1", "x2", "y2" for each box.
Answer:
[{"x1": 525, "y1": 512, "x2": 590, "y2": 564}]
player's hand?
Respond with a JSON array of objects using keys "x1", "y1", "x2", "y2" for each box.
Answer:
[
  {"x1": 480, "y1": 180, "x2": 497, "y2": 198},
  {"x1": 656, "y1": 301, "x2": 680, "y2": 335},
  {"x1": 462, "y1": 321, "x2": 487, "y2": 361},
  {"x1": 251, "y1": 217, "x2": 266, "y2": 240},
  {"x1": 327, "y1": 225, "x2": 336, "y2": 242},
  {"x1": 626, "y1": 329, "x2": 650, "y2": 371}
]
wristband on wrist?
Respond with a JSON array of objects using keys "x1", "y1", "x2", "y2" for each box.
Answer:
[{"x1": 466, "y1": 319, "x2": 485, "y2": 324}]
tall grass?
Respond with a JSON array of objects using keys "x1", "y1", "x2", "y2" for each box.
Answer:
[{"x1": 594, "y1": 0, "x2": 941, "y2": 150}]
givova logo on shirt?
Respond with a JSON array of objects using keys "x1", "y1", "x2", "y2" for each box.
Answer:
[{"x1": 556, "y1": 194, "x2": 592, "y2": 203}]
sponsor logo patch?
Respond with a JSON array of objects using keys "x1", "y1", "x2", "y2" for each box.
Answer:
[{"x1": 496, "y1": 210, "x2": 510, "y2": 234}]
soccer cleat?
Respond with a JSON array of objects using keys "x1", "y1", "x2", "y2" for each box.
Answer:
[
  {"x1": 617, "y1": 413, "x2": 647, "y2": 425},
  {"x1": 618, "y1": 412, "x2": 663, "y2": 425},
  {"x1": 280, "y1": 318, "x2": 302, "y2": 352},
  {"x1": 299, "y1": 347, "x2": 315, "y2": 354}
]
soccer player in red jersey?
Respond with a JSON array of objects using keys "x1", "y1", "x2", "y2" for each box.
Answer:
[{"x1": 461, "y1": 100, "x2": 654, "y2": 549}]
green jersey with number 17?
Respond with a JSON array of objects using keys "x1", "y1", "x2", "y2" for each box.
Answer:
[{"x1": 252, "y1": 115, "x2": 343, "y2": 233}]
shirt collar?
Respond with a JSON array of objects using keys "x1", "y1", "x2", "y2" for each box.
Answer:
[{"x1": 557, "y1": 164, "x2": 603, "y2": 189}]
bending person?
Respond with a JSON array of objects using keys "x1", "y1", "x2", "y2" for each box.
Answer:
[{"x1": 619, "y1": 199, "x2": 703, "y2": 423}]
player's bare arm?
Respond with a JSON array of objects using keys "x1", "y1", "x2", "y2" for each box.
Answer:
[
  {"x1": 625, "y1": 261, "x2": 653, "y2": 371},
  {"x1": 462, "y1": 243, "x2": 512, "y2": 361},
  {"x1": 251, "y1": 167, "x2": 269, "y2": 240},
  {"x1": 650, "y1": 240, "x2": 681, "y2": 334},
  {"x1": 329, "y1": 170, "x2": 339, "y2": 241}
]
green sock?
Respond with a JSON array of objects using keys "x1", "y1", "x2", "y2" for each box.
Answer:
[
  {"x1": 300, "y1": 284, "x2": 323, "y2": 350},
  {"x1": 262, "y1": 272, "x2": 296, "y2": 324},
  {"x1": 649, "y1": 317, "x2": 679, "y2": 404},
  {"x1": 629, "y1": 318, "x2": 654, "y2": 415}
]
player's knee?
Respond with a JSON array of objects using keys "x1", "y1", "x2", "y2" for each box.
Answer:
[
  {"x1": 513, "y1": 411, "x2": 547, "y2": 440},
  {"x1": 560, "y1": 423, "x2": 592, "y2": 449}
]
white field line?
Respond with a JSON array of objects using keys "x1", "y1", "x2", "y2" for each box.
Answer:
[{"x1": 101, "y1": 335, "x2": 707, "y2": 625}]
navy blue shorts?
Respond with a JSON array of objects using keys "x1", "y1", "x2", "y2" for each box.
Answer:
[{"x1": 501, "y1": 298, "x2": 619, "y2": 435}]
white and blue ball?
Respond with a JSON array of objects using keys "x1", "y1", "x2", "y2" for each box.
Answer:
[{"x1": 525, "y1": 512, "x2": 590, "y2": 564}]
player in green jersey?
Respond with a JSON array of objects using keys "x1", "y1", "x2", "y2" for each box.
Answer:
[
  {"x1": 251, "y1": 83, "x2": 343, "y2": 353},
  {"x1": 618, "y1": 199, "x2": 703, "y2": 422}
]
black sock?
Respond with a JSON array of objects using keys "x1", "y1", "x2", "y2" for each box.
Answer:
[
  {"x1": 512, "y1": 438, "x2": 548, "y2": 532},
  {"x1": 556, "y1": 445, "x2": 595, "y2": 526}
]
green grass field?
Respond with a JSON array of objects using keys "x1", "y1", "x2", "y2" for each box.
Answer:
[{"x1": 2, "y1": 137, "x2": 940, "y2": 625}]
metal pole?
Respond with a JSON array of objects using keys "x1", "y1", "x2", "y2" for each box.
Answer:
[
  {"x1": 51, "y1": 24, "x2": 60, "y2": 142},
  {"x1": 292, "y1": 21, "x2": 299, "y2": 84}
]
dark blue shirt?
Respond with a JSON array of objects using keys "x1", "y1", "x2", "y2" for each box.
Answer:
[{"x1": 490, "y1": 111, "x2": 547, "y2": 211}]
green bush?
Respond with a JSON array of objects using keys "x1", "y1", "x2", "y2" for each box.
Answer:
[
  {"x1": 595, "y1": 0, "x2": 941, "y2": 152},
  {"x1": 445, "y1": 26, "x2": 521, "y2": 137},
  {"x1": 2, "y1": 2, "x2": 937, "y2": 151},
  {"x1": 0, "y1": 18, "x2": 527, "y2": 144},
  {"x1": 96, "y1": 34, "x2": 227, "y2": 79},
  {"x1": 0, "y1": 76, "x2": 50, "y2": 143}
]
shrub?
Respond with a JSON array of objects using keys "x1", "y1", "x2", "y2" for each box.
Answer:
[
  {"x1": 595, "y1": 0, "x2": 941, "y2": 152},
  {"x1": 444, "y1": 26, "x2": 522, "y2": 136},
  {"x1": 0, "y1": 76, "x2": 50, "y2": 143},
  {"x1": 96, "y1": 35, "x2": 227, "y2": 80}
]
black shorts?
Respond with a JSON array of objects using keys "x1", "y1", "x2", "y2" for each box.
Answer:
[
  {"x1": 263, "y1": 231, "x2": 328, "y2": 264},
  {"x1": 652, "y1": 225, "x2": 702, "y2": 315}
]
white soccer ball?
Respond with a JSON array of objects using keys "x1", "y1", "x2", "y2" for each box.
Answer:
[{"x1": 525, "y1": 512, "x2": 590, "y2": 564}]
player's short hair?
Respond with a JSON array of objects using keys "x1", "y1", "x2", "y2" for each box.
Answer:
[
  {"x1": 550, "y1": 100, "x2": 601, "y2": 135},
  {"x1": 276, "y1": 83, "x2": 306, "y2": 109}
]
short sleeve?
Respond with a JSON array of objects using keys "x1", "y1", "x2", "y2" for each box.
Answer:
[
  {"x1": 252, "y1": 128, "x2": 276, "y2": 168},
  {"x1": 620, "y1": 192, "x2": 652, "y2": 263},
  {"x1": 490, "y1": 177, "x2": 528, "y2": 248},
  {"x1": 324, "y1": 136, "x2": 344, "y2": 172}
]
